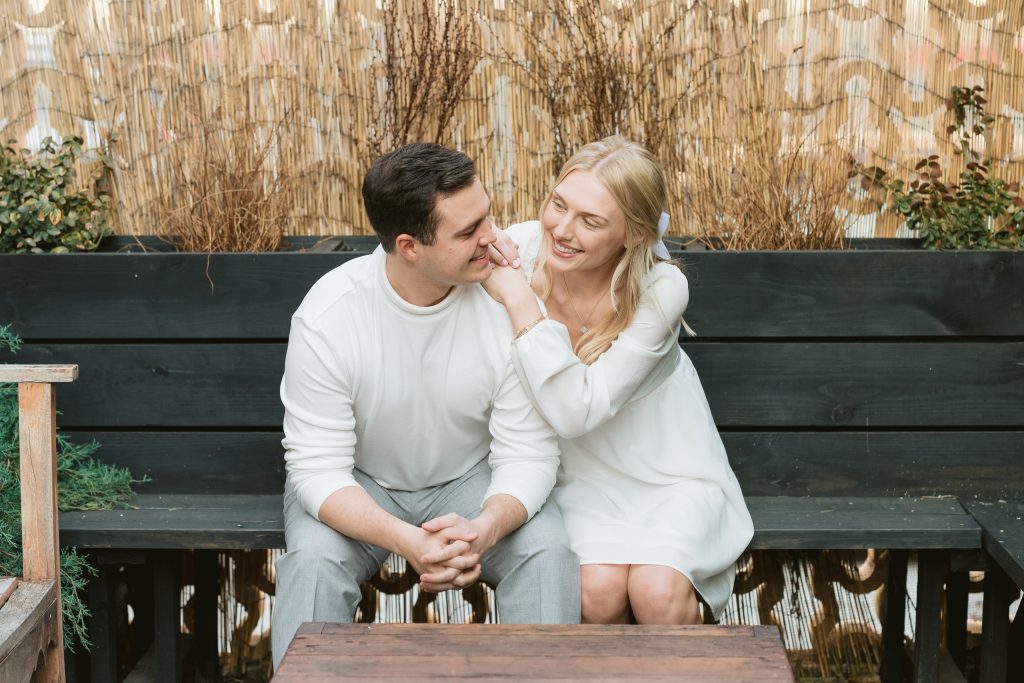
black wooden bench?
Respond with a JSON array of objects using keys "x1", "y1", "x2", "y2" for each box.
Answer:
[{"x1": 2, "y1": 241, "x2": 1022, "y2": 683}]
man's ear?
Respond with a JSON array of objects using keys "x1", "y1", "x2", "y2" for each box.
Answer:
[{"x1": 394, "y1": 234, "x2": 419, "y2": 263}]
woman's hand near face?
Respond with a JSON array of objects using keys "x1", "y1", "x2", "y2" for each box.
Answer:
[
  {"x1": 487, "y1": 228, "x2": 521, "y2": 268},
  {"x1": 482, "y1": 265, "x2": 545, "y2": 335},
  {"x1": 481, "y1": 263, "x2": 530, "y2": 306}
]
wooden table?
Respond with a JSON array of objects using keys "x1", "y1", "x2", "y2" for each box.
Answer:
[{"x1": 273, "y1": 623, "x2": 795, "y2": 682}]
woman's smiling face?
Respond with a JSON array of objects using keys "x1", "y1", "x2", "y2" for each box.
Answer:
[{"x1": 541, "y1": 169, "x2": 628, "y2": 276}]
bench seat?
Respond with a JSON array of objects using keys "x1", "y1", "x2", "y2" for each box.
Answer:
[{"x1": 60, "y1": 494, "x2": 981, "y2": 551}]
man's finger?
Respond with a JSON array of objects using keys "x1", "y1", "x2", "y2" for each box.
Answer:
[
  {"x1": 441, "y1": 553, "x2": 480, "y2": 571},
  {"x1": 451, "y1": 565, "x2": 482, "y2": 589},
  {"x1": 421, "y1": 540, "x2": 470, "y2": 565},
  {"x1": 421, "y1": 513, "x2": 464, "y2": 532},
  {"x1": 438, "y1": 525, "x2": 478, "y2": 544},
  {"x1": 420, "y1": 580, "x2": 456, "y2": 593},
  {"x1": 487, "y1": 243, "x2": 509, "y2": 267},
  {"x1": 419, "y1": 566, "x2": 460, "y2": 585}
]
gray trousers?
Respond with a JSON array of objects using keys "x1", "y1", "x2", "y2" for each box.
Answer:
[{"x1": 271, "y1": 459, "x2": 581, "y2": 668}]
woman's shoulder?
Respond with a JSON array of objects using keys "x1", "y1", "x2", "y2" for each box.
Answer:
[{"x1": 644, "y1": 261, "x2": 690, "y2": 315}]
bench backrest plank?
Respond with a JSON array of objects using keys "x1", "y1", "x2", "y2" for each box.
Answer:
[{"x1": 2, "y1": 248, "x2": 1022, "y2": 501}]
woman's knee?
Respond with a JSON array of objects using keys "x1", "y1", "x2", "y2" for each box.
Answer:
[
  {"x1": 627, "y1": 566, "x2": 700, "y2": 624},
  {"x1": 581, "y1": 565, "x2": 630, "y2": 623}
]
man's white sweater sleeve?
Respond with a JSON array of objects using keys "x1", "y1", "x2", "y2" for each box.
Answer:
[
  {"x1": 485, "y1": 357, "x2": 560, "y2": 519},
  {"x1": 280, "y1": 315, "x2": 361, "y2": 520}
]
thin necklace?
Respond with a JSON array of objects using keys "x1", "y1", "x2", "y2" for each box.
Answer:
[{"x1": 562, "y1": 272, "x2": 604, "y2": 334}]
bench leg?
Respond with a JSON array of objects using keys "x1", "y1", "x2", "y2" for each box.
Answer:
[
  {"x1": 87, "y1": 561, "x2": 119, "y2": 683},
  {"x1": 913, "y1": 550, "x2": 946, "y2": 683},
  {"x1": 944, "y1": 570, "x2": 969, "y2": 672},
  {"x1": 979, "y1": 563, "x2": 1011, "y2": 683},
  {"x1": 153, "y1": 551, "x2": 182, "y2": 683},
  {"x1": 880, "y1": 549, "x2": 908, "y2": 683},
  {"x1": 194, "y1": 550, "x2": 220, "y2": 681},
  {"x1": 1009, "y1": 599, "x2": 1024, "y2": 683}
]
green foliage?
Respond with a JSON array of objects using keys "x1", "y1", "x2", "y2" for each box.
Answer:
[
  {"x1": 0, "y1": 135, "x2": 113, "y2": 253},
  {"x1": 0, "y1": 324, "x2": 144, "y2": 649},
  {"x1": 850, "y1": 86, "x2": 1024, "y2": 249}
]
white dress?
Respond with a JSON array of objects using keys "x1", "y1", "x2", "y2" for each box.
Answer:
[{"x1": 505, "y1": 221, "x2": 754, "y2": 618}]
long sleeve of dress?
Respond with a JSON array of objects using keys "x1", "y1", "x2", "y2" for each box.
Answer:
[
  {"x1": 280, "y1": 315, "x2": 360, "y2": 520},
  {"x1": 484, "y1": 358, "x2": 561, "y2": 519},
  {"x1": 510, "y1": 264, "x2": 689, "y2": 439}
]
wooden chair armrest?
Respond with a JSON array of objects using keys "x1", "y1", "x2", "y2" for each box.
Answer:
[{"x1": 0, "y1": 365, "x2": 78, "y2": 384}]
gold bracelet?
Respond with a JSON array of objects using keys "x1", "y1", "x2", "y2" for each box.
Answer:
[{"x1": 513, "y1": 314, "x2": 545, "y2": 341}]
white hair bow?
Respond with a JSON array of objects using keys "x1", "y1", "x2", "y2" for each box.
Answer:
[{"x1": 653, "y1": 211, "x2": 670, "y2": 259}]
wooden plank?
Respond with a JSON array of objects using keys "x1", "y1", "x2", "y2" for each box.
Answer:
[
  {"x1": 686, "y1": 342, "x2": 1024, "y2": 428},
  {"x1": 0, "y1": 364, "x2": 78, "y2": 383},
  {"x1": 55, "y1": 430, "x2": 1024, "y2": 500},
  {"x1": 7, "y1": 342, "x2": 1024, "y2": 428},
  {"x1": 316, "y1": 623, "x2": 753, "y2": 637},
  {"x1": 2, "y1": 250, "x2": 1020, "y2": 340},
  {"x1": 274, "y1": 653, "x2": 795, "y2": 679},
  {"x1": 59, "y1": 494, "x2": 981, "y2": 551},
  {"x1": 284, "y1": 633, "x2": 785, "y2": 658},
  {"x1": 3, "y1": 344, "x2": 285, "y2": 427},
  {"x1": 0, "y1": 581, "x2": 59, "y2": 682},
  {"x1": 18, "y1": 383, "x2": 60, "y2": 582},
  {"x1": 880, "y1": 549, "x2": 908, "y2": 683},
  {"x1": 914, "y1": 551, "x2": 947, "y2": 682},
  {"x1": 963, "y1": 501, "x2": 1024, "y2": 589},
  {"x1": 978, "y1": 563, "x2": 1012, "y2": 683},
  {"x1": 0, "y1": 253, "x2": 359, "y2": 340},
  {"x1": 0, "y1": 577, "x2": 17, "y2": 609},
  {"x1": 59, "y1": 494, "x2": 285, "y2": 549},
  {"x1": 725, "y1": 432, "x2": 1024, "y2": 500},
  {"x1": 678, "y1": 250, "x2": 1024, "y2": 338},
  {"x1": 63, "y1": 431, "x2": 286, "y2": 495},
  {"x1": 747, "y1": 497, "x2": 980, "y2": 550}
]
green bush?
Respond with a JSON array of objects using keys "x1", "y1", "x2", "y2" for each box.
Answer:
[
  {"x1": 0, "y1": 136, "x2": 112, "y2": 253},
  {"x1": 850, "y1": 86, "x2": 1024, "y2": 250},
  {"x1": 0, "y1": 323, "x2": 144, "y2": 648}
]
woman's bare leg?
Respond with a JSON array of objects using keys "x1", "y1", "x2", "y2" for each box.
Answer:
[
  {"x1": 627, "y1": 564, "x2": 700, "y2": 624},
  {"x1": 581, "y1": 564, "x2": 630, "y2": 624}
]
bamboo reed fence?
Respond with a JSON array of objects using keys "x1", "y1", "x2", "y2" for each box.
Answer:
[{"x1": 3, "y1": 1, "x2": 1023, "y2": 240}]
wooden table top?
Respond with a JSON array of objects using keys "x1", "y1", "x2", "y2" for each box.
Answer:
[{"x1": 273, "y1": 623, "x2": 795, "y2": 682}]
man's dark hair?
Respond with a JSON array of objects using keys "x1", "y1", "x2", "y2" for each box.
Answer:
[{"x1": 361, "y1": 143, "x2": 478, "y2": 253}]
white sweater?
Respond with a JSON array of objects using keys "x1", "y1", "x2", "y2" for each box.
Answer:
[{"x1": 280, "y1": 247, "x2": 560, "y2": 522}]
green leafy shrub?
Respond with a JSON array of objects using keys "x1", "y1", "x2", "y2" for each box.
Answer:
[
  {"x1": 0, "y1": 323, "x2": 144, "y2": 648},
  {"x1": 0, "y1": 136, "x2": 112, "y2": 253},
  {"x1": 850, "y1": 86, "x2": 1024, "y2": 249}
]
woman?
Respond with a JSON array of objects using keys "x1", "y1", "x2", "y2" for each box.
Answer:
[{"x1": 482, "y1": 136, "x2": 753, "y2": 624}]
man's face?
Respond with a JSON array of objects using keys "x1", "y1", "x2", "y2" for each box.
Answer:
[{"x1": 416, "y1": 177, "x2": 496, "y2": 287}]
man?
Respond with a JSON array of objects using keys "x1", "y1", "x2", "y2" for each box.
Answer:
[{"x1": 272, "y1": 142, "x2": 580, "y2": 667}]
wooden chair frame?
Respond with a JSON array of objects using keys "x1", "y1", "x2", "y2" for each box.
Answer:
[{"x1": 0, "y1": 365, "x2": 77, "y2": 683}]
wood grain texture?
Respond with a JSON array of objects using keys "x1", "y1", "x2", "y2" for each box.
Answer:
[
  {"x1": 58, "y1": 494, "x2": 979, "y2": 551},
  {"x1": 963, "y1": 501, "x2": 1024, "y2": 589},
  {"x1": 746, "y1": 497, "x2": 980, "y2": 549},
  {"x1": 61, "y1": 431, "x2": 286, "y2": 495},
  {"x1": 0, "y1": 580, "x2": 59, "y2": 682},
  {"x1": 7, "y1": 342, "x2": 1023, "y2": 428},
  {"x1": 724, "y1": 432, "x2": 1024, "y2": 500},
  {"x1": 273, "y1": 624, "x2": 794, "y2": 682},
  {"x1": 18, "y1": 383, "x2": 59, "y2": 582},
  {"x1": 0, "y1": 365, "x2": 77, "y2": 383},
  {"x1": 0, "y1": 577, "x2": 17, "y2": 609},
  {"x1": 53, "y1": 430, "x2": 1024, "y2": 500},
  {"x1": 59, "y1": 494, "x2": 285, "y2": 549},
  {"x1": 2, "y1": 250, "x2": 1020, "y2": 339}
]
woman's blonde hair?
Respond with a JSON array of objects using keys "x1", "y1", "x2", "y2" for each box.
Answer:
[{"x1": 535, "y1": 135, "x2": 670, "y2": 364}]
